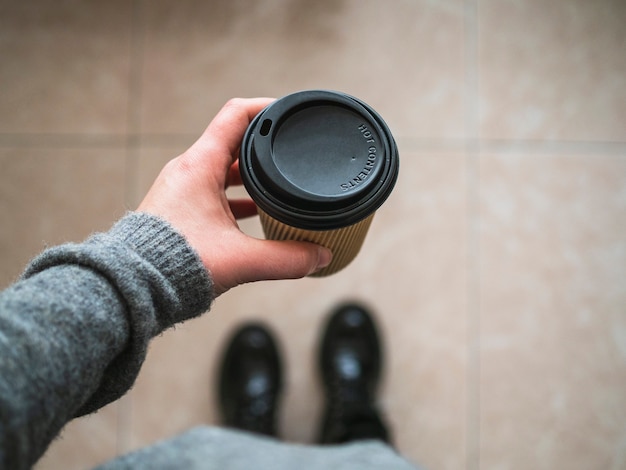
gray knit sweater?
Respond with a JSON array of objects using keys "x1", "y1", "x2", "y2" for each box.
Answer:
[{"x1": 0, "y1": 213, "x2": 417, "y2": 470}]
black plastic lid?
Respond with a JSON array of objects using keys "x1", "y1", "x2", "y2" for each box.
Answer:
[{"x1": 240, "y1": 90, "x2": 399, "y2": 230}]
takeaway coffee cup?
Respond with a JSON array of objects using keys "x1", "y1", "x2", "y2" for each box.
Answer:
[{"x1": 239, "y1": 90, "x2": 399, "y2": 276}]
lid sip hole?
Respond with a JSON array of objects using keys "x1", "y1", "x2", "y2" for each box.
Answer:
[{"x1": 260, "y1": 119, "x2": 272, "y2": 136}]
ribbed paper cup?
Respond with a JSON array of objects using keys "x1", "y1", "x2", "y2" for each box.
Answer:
[
  {"x1": 258, "y1": 209, "x2": 375, "y2": 277},
  {"x1": 240, "y1": 90, "x2": 399, "y2": 277}
]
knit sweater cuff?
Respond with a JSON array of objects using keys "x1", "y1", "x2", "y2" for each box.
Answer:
[{"x1": 107, "y1": 212, "x2": 215, "y2": 324}]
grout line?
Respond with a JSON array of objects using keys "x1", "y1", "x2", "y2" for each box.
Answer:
[
  {"x1": 466, "y1": 151, "x2": 481, "y2": 470},
  {"x1": 2, "y1": 132, "x2": 624, "y2": 156},
  {"x1": 133, "y1": 134, "x2": 198, "y2": 149},
  {"x1": 395, "y1": 137, "x2": 468, "y2": 154},
  {"x1": 124, "y1": 146, "x2": 141, "y2": 210},
  {"x1": 0, "y1": 134, "x2": 128, "y2": 148},
  {"x1": 126, "y1": 0, "x2": 145, "y2": 138},
  {"x1": 116, "y1": 393, "x2": 133, "y2": 457},
  {"x1": 124, "y1": 0, "x2": 146, "y2": 213},
  {"x1": 477, "y1": 139, "x2": 626, "y2": 156},
  {"x1": 0, "y1": 133, "x2": 194, "y2": 149},
  {"x1": 465, "y1": 0, "x2": 481, "y2": 468}
]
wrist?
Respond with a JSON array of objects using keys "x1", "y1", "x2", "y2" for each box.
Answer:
[{"x1": 108, "y1": 212, "x2": 215, "y2": 322}]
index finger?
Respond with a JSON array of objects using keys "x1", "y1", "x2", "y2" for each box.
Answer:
[{"x1": 199, "y1": 97, "x2": 275, "y2": 164}]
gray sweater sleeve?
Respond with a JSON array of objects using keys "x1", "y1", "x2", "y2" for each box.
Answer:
[{"x1": 0, "y1": 212, "x2": 214, "y2": 470}]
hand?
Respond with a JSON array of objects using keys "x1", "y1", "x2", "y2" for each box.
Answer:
[{"x1": 138, "y1": 98, "x2": 332, "y2": 296}]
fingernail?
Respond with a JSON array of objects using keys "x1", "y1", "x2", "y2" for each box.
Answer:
[{"x1": 316, "y1": 247, "x2": 332, "y2": 271}]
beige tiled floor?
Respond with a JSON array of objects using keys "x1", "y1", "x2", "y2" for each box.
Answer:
[{"x1": 1, "y1": 1, "x2": 625, "y2": 469}]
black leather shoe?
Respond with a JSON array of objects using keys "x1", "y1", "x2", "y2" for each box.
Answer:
[
  {"x1": 218, "y1": 323, "x2": 282, "y2": 437},
  {"x1": 317, "y1": 303, "x2": 391, "y2": 444}
]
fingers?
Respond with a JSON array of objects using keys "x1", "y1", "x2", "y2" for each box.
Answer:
[
  {"x1": 210, "y1": 236, "x2": 333, "y2": 296},
  {"x1": 228, "y1": 199, "x2": 258, "y2": 219},
  {"x1": 226, "y1": 160, "x2": 244, "y2": 187},
  {"x1": 204, "y1": 97, "x2": 275, "y2": 164},
  {"x1": 227, "y1": 161, "x2": 256, "y2": 218},
  {"x1": 238, "y1": 239, "x2": 333, "y2": 283}
]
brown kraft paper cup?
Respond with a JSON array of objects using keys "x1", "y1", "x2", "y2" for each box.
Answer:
[
  {"x1": 239, "y1": 90, "x2": 399, "y2": 277},
  {"x1": 258, "y1": 209, "x2": 375, "y2": 277}
]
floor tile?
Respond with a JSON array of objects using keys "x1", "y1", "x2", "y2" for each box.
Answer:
[
  {"x1": 139, "y1": 0, "x2": 467, "y2": 140},
  {"x1": 128, "y1": 150, "x2": 468, "y2": 469},
  {"x1": 478, "y1": 0, "x2": 626, "y2": 142},
  {"x1": 0, "y1": 148, "x2": 127, "y2": 288},
  {"x1": 479, "y1": 153, "x2": 626, "y2": 469},
  {"x1": 0, "y1": 1, "x2": 133, "y2": 134}
]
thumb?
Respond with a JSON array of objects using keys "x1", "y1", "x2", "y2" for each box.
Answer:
[{"x1": 238, "y1": 239, "x2": 333, "y2": 283}]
